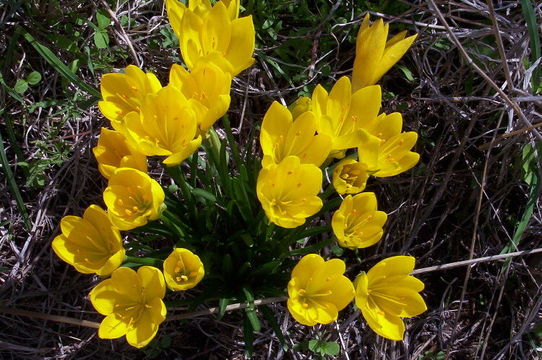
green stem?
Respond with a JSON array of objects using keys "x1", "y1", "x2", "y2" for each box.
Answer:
[{"x1": 124, "y1": 256, "x2": 163, "y2": 267}]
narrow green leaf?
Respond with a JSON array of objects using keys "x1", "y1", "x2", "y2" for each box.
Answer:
[
  {"x1": 0, "y1": 131, "x2": 31, "y2": 230},
  {"x1": 21, "y1": 29, "x2": 101, "y2": 98},
  {"x1": 192, "y1": 188, "x2": 216, "y2": 203},
  {"x1": 245, "y1": 308, "x2": 261, "y2": 332},
  {"x1": 286, "y1": 238, "x2": 332, "y2": 257},
  {"x1": 243, "y1": 313, "x2": 255, "y2": 358},
  {"x1": 217, "y1": 298, "x2": 230, "y2": 320},
  {"x1": 260, "y1": 305, "x2": 288, "y2": 349},
  {"x1": 520, "y1": 0, "x2": 541, "y2": 91}
]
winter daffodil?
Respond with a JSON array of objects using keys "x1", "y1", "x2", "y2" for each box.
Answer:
[
  {"x1": 90, "y1": 266, "x2": 167, "y2": 348},
  {"x1": 357, "y1": 112, "x2": 419, "y2": 177},
  {"x1": 354, "y1": 256, "x2": 427, "y2": 340},
  {"x1": 52, "y1": 205, "x2": 125, "y2": 276},
  {"x1": 123, "y1": 86, "x2": 203, "y2": 166},
  {"x1": 308, "y1": 77, "x2": 382, "y2": 158},
  {"x1": 257, "y1": 156, "x2": 323, "y2": 228},
  {"x1": 163, "y1": 248, "x2": 205, "y2": 291},
  {"x1": 352, "y1": 14, "x2": 417, "y2": 91},
  {"x1": 332, "y1": 158, "x2": 369, "y2": 194},
  {"x1": 93, "y1": 128, "x2": 147, "y2": 179},
  {"x1": 287, "y1": 254, "x2": 354, "y2": 326},
  {"x1": 98, "y1": 65, "x2": 162, "y2": 131},
  {"x1": 104, "y1": 168, "x2": 165, "y2": 230},
  {"x1": 169, "y1": 62, "x2": 231, "y2": 133},
  {"x1": 332, "y1": 192, "x2": 387, "y2": 249},
  {"x1": 260, "y1": 101, "x2": 331, "y2": 167},
  {"x1": 166, "y1": 0, "x2": 254, "y2": 76}
]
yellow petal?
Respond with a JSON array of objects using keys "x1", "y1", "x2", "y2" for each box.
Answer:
[
  {"x1": 360, "y1": 297, "x2": 406, "y2": 340},
  {"x1": 138, "y1": 266, "x2": 166, "y2": 302},
  {"x1": 367, "y1": 256, "x2": 415, "y2": 284},
  {"x1": 98, "y1": 312, "x2": 129, "y2": 339},
  {"x1": 226, "y1": 16, "x2": 256, "y2": 75},
  {"x1": 89, "y1": 279, "x2": 117, "y2": 315}
]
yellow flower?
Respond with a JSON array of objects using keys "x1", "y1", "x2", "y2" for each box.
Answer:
[
  {"x1": 352, "y1": 14, "x2": 417, "y2": 91},
  {"x1": 163, "y1": 248, "x2": 205, "y2": 291},
  {"x1": 98, "y1": 65, "x2": 162, "y2": 131},
  {"x1": 104, "y1": 168, "x2": 165, "y2": 230},
  {"x1": 331, "y1": 193, "x2": 387, "y2": 249},
  {"x1": 332, "y1": 158, "x2": 369, "y2": 194},
  {"x1": 93, "y1": 128, "x2": 147, "y2": 179},
  {"x1": 169, "y1": 62, "x2": 231, "y2": 133},
  {"x1": 260, "y1": 101, "x2": 331, "y2": 167},
  {"x1": 52, "y1": 205, "x2": 125, "y2": 276},
  {"x1": 287, "y1": 254, "x2": 354, "y2": 326},
  {"x1": 90, "y1": 266, "x2": 167, "y2": 348},
  {"x1": 309, "y1": 77, "x2": 382, "y2": 158},
  {"x1": 357, "y1": 112, "x2": 420, "y2": 177},
  {"x1": 257, "y1": 156, "x2": 323, "y2": 229},
  {"x1": 123, "y1": 86, "x2": 203, "y2": 166},
  {"x1": 354, "y1": 256, "x2": 427, "y2": 340},
  {"x1": 167, "y1": 0, "x2": 255, "y2": 76}
]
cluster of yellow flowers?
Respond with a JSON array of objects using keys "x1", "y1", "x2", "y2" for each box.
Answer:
[
  {"x1": 52, "y1": 1, "x2": 427, "y2": 348},
  {"x1": 52, "y1": 0, "x2": 255, "y2": 348},
  {"x1": 256, "y1": 15, "x2": 427, "y2": 340}
]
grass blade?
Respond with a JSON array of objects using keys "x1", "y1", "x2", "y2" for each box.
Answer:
[
  {"x1": 520, "y1": 0, "x2": 541, "y2": 91},
  {"x1": 0, "y1": 130, "x2": 31, "y2": 230},
  {"x1": 20, "y1": 28, "x2": 101, "y2": 99}
]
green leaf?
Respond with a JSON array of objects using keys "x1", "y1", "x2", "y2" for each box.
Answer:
[
  {"x1": 14, "y1": 79, "x2": 28, "y2": 94},
  {"x1": 96, "y1": 9, "x2": 110, "y2": 29},
  {"x1": 217, "y1": 298, "x2": 230, "y2": 320},
  {"x1": 308, "y1": 339, "x2": 340, "y2": 356},
  {"x1": 0, "y1": 131, "x2": 31, "y2": 229},
  {"x1": 93, "y1": 30, "x2": 109, "y2": 49},
  {"x1": 397, "y1": 64, "x2": 415, "y2": 82},
  {"x1": 21, "y1": 28, "x2": 101, "y2": 98},
  {"x1": 26, "y1": 71, "x2": 42, "y2": 85},
  {"x1": 192, "y1": 188, "x2": 217, "y2": 203}
]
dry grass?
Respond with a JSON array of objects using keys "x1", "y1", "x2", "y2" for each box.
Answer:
[{"x1": 1, "y1": 0, "x2": 541, "y2": 359}]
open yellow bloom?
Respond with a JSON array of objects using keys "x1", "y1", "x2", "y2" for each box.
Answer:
[
  {"x1": 123, "y1": 86, "x2": 203, "y2": 166},
  {"x1": 354, "y1": 256, "x2": 427, "y2": 340},
  {"x1": 308, "y1": 77, "x2": 382, "y2": 158},
  {"x1": 52, "y1": 205, "x2": 125, "y2": 276},
  {"x1": 90, "y1": 266, "x2": 167, "y2": 348},
  {"x1": 357, "y1": 112, "x2": 419, "y2": 177},
  {"x1": 98, "y1": 65, "x2": 162, "y2": 131},
  {"x1": 331, "y1": 193, "x2": 387, "y2": 249},
  {"x1": 93, "y1": 128, "x2": 147, "y2": 179},
  {"x1": 260, "y1": 101, "x2": 331, "y2": 167},
  {"x1": 287, "y1": 254, "x2": 354, "y2": 326},
  {"x1": 166, "y1": 0, "x2": 239, "y2": 33},
  {"x1": 166, "y1": 0, "x2": 255, "y2": 76},
  {"x1": 257, "y1": 156, "x2": 322, "y2": 228},
  {"x1": 352, "y1": 14, "x2": 418, "y2": 91},
  {"x1": 332, "y1": 158, "x2": 369, "y2": 194},
  {"x1": 163, "y1": 248, "x2": 205, "y2": 291},
  {"x1": 104, "y1": 168, "x2": 165, "y2": 230},
  {"x1": 169, "y1": 62, "x2": 231, "y2": 133}
]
